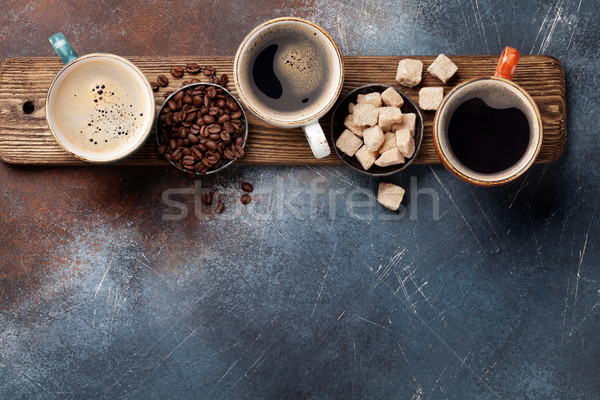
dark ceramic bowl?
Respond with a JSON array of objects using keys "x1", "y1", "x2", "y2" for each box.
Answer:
[
  {"x1": 156, "y1": 83, "x2": 248, "y2": 175},
  {"x1": 330, "y1": 84, "x2": 424, "y2": 176}
]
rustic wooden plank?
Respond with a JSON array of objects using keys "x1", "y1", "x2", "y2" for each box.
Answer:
[{"x1": 0, "y1": 55, "x2": 566, "y2": 166}]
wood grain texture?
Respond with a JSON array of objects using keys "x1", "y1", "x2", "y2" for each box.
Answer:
[{"x1": 0, "y1": 55, "x2": 566, "y2": 166}]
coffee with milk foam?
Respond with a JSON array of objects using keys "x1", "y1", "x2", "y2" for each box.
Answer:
[{"x1": 47, "y1": 55, "x2": 153, "y2": 161}]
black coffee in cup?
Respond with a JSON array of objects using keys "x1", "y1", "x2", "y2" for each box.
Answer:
[
  {"x1": 238, "y1": 22, "x2": 338, "y2": 121},
  {"x1": 448, "y1": 97, "x2": 530, "y2": 174}
]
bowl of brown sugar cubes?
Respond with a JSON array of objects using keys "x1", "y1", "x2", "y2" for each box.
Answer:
[{"x1": 330, "y1": 84, "x2": 424, "y2": 176}]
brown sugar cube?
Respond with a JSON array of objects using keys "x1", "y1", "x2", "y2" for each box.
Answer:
[
  {"x1": 363, "y1": 125, "x2": 385, "y2": 152},
  {"x1": 357, "y1": 92, "x2": 383, "y2": 107},
  {"x1": 377, "y1": 132, "x2": 397, "y2": 154},
  {"x1": 355, "y1": 145, "x2": 378, "y2": 170},
  {"x1": 427, "y1": 54, "x2": 458, "y2": 84},
  {"x1": 381, "y1": 87, "x2": 404, "y2": 108},
  {"x1": 377, "y1": 182, "x2": 405, "y2": 211},
  {"x1": 344, "y1": 114, "x2": 365, "y2": 137},
  {"x1": 375, "y1": 148, "x2": 405, "y2": 167},
  {"x1": 352, "y1": 103, "x2": 379, "y2": 127},
  {"x1": 378, "y1": 107, "x2": 403, "y2": 131},
  {"x1": 391, "y1": 113, "x2": 416, "y2": 136},
  {"x1": 335, "y1": 129, "x2": 363, "y2": 157},
  {"x1": 396, "y1": 128, "x2": 416, "y2": 158},
  {"x1": 348, "y1": 102, "x2": 355, "y2": 114},
  {"x1": 395, "y1": 59, "x2": 423, "y2": 87},
  {"x1": 418, "y1": 87, "x2": 444, "y2": 111}
]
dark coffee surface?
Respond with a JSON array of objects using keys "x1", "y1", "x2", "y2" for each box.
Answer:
[
  {"x1": 0, "y1": 1, "x2": 598, "y2": 399},
  {"x1": 448, "y1": 98, "x2": 530, "y2": 174},
  {"x1": 245, "y1": 24, "x2": 332, "y2": 115}
]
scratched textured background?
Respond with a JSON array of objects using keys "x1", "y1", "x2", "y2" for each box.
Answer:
[{"x1": 1, "y1": 0, "x2": 599, "y2": 399}]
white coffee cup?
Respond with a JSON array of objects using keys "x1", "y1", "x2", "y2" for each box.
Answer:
[
  {"x1": 46, "y1": 33, "x2": 155, "y2": 163},
  {"x1": 234, "y1": 17, "x2": 344, "y2": 159}
]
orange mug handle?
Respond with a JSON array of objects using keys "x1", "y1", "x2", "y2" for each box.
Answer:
[{"x1": 494, "y1": 47, "x2": 520, "y2": 80}]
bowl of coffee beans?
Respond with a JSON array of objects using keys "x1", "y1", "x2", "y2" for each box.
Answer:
[{"x1": 156, "y1": 83, "x2": 248, "y2": 176}]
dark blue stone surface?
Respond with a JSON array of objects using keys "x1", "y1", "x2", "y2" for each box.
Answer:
[{"x1": 1, "y1": 0, "x2": 599, "y2": 399}]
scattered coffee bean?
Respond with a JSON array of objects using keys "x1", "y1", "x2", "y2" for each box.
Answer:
[
  {"x1": 186, "y1": 63, "x2": 201, "y2": 74},
  {"x1": 213, "y1": 199, "x2": 224, "y2": 213},
  {"x1": 219, "y1": 74, "x2": 229, "y2": 86},
  {"x1": 208, "y1": 75, "x2": 219, "y2": 84},
  {"x1": 150, "y1": 82, "x2": 159, "y2": 92},
  {"x1": 242, "y1": 182, "x2": 254, "y2": 192},
  {"x1": 202, "y1": 66, "x2": 216, "y2": 76},
  {"x1": 241, "y1": 194, "x2": 251, "y2": 205},
  {"x1": 163, "y1": 91, "x2": 174, "y2": 99},
  {"x1": 170, "y1": 66, "x2": 184, "y2": 78},
  {"x1": 201, "y1": 190, "x2": 213, "y2": 205},
  {"x1": 157, "y1": 75, "x2": 169, "y2": 87}
]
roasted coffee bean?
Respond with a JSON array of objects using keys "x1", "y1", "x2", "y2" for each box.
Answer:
[
  {"x1": 202, "y1": 66, "x2": 216, "y2": 76},
  {"x1": 151, "y1": 82, "x2": 159, "y2": 92},
  {"x1": 190, "y1": 78, "x2": 201, "y2": 83},
  {"x1": 158, "y1": 144, "x2": 167, "y2": 155},
  {"x1": 169, "y1": 138, "x2": 177, "y2": 150},
  {"x1": 205, "y1": 140, "x2": 218, "y2": 151},
  {"x1": 193, "y1": 95, "x2": 202, "y2": 107},
  {"x1": 185, "y1": 112, "x2": 196, "y2": 123},
  {"x1": 220, "y1": 131, "x2": 230, "y2": 142},
  {"x1": 186, "y1": 63, "x2": 201, "y2": 74},
  {"x1": 172, "y1": 151, "x2": 183, "y2": 162},
  {"x1": 209, "y1": 133, "x2": 221, "y2": 141},
  {"x1": 213, "y1": 199, "x2": 224, "y2": 213},
  {"x1": 206, "y1": 87, "x2": 217, "y2": 98},
  {"x1": 218, "y1": 114, "x2": 230, "y2": 124},
  {"x1": 240, "y1": 194, "x2": 251, "y2": 205},
  {"x1": 167, "y1": 100, "x2": 177, "y2": 112},
  {"x1": 219, "y1": 74, "x2": 228, "y2": 86},
  {"x1": 228, "y1": 99, "x2": 240, "y2": 111},
  {"x1": 188, "y1": 133, "x2": 199, "y2": 144},
  {"x1": 201, "y1": 190, "x2": 213, "y2": 205},
  {"x1": 223, "y1": 122, "x2": 234, "y2": 134},
  {"x1": 207, "y1": 124, "x2": 221, "y2": 134},
  {"x1": 230, "y1": 110, "x2": 242, "y2": 119},
  {"x1": 233, "y1": 145, "x2": 244, "y2": 158},
  {"x1": 182, "y1": 155, "x2": 195, "y2": 165},
  {"x1": 203, "y1": 114, "x2": 215, "y2": 124},
  {"x1": 163, "y1": 91, "x2": 173, "y2": 99},
  {"x1": 192, "y1": 146, "x2": 203, "y2": 159},
  {"x1": 223, "y1": 148, "x2": 235, "y2": 160},
  {"x1": 242, "y1": 182, "x2": 254, "y2": 193},
  {"x1": 170, "y1": 65, "x2": 184, "y2": 78},
  {"x1": 157, "y1": 75, "x2": 169, "y2": 87},
  {"x1": 173, "y1": 91, "x2": 184, "y2": 102},
  {"x1": 208, "y1": 75, "x2": 219, "y2": 84}
]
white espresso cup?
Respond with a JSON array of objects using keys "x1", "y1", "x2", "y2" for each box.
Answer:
[
  {"x1": 234, "y1": 17, "x2": 344, "y2": 159},
  {"x1": 46, "y1": 33, "x2": 155, "y2": 163}
]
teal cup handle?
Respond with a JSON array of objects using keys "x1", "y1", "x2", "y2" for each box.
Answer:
[{"x1": 49, "y1": 33, "x2": 78, "y2": 64}]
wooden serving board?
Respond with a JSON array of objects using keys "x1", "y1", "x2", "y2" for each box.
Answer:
[{"x1": 0, "y1": 55, "x2": 565, "y2": 166}]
